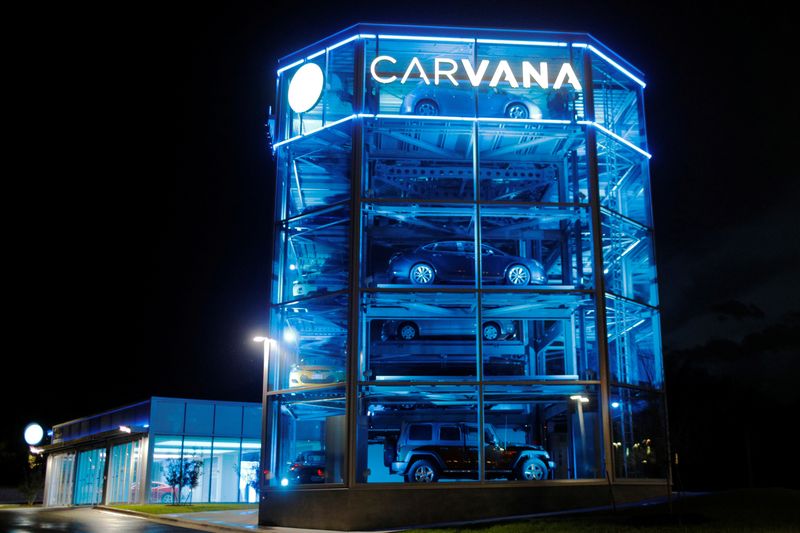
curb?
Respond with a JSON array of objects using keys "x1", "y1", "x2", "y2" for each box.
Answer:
[{"x1": 95, "y1": 505, "x2": 258, "y2": 533}]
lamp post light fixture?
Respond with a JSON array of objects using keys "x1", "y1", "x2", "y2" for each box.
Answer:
[{"x1": 253, "y1": 335, "x2": 276, "y2": 497}]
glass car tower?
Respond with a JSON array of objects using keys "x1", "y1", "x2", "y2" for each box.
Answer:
[{"x1": 263, "y1": 24, "x2": 668, "y2": 530}]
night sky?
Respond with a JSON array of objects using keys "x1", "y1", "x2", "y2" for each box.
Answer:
[{"x1": 2, "y1": 2, "x2": 798, "y2": 489}]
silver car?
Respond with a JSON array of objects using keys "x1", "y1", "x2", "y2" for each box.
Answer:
[
  {"x1": 401, "y1": 83, "x2": 542, "y2": 119},
  {"x1": 381, "y1": 319, "x2": 516, "y2": 341}
]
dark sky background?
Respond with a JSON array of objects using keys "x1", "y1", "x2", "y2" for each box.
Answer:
[{"x1": 3, "y1": 1, "x2": 798, "y2": 488}]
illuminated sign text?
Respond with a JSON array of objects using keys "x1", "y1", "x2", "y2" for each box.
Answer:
[{"x1": 370, "y1": 56, "x2": 582, "y2": 90}]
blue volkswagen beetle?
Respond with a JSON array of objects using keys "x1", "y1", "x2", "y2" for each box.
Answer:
[{"x1": 388, "y1": 241, "x2": 546, "y2": 286}]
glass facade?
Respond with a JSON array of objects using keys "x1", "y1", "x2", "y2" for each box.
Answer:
[
  {"x1": 268, "y1": 24, "x2": 666, "y2": 497},
  {"x1": 43, "y1": 397, "x2": 262, "y2": 506},
  {"x1": 73, "y1": 447, "x2": 106, "y2": 505},
  {"x1": 45, "y1": 452, "x2": 75, "y2": 506},
  {"x1": 149, "y1": 435, "x2": 260, "y2": 503},
  {"x1": 107, "y1": 440, "x2": 144, "y2": 503}
]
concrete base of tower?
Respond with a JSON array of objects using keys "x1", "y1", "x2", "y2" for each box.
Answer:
[{"x1": 258, "y1": 481, "x2": 670, "y2": 530}]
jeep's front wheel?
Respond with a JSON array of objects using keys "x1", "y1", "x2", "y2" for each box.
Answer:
[
  {"x1": 517, "y1": 457, "x2": 547, "y2": 481},
  {"x1": 406, "y1": 459, "x2": 439, "y2": 483}
]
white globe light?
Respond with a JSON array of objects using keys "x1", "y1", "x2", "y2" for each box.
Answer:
[
  {"x1": 287, "y1": 63, "x2": 324, "y2": 114},
  {"x1": 24, "y1": 423, "x2": 44, "y2": 445}
]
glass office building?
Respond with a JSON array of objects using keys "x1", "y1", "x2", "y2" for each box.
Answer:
[
  {"x1": 42, "y1": 397, "x2": 261, "y2": 506},
  {"x1": 264, "y1": 24, "x2": 668, "y2": 529}
]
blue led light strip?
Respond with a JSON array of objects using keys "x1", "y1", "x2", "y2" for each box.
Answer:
[
  {"x1": 476, "y1": 38, "x2": 567, "y2": 47},
  {"x1": 272, "y1": 114, "x2": 359, "y2": 149},
  {"x1": 377, "y1": 34, "x2": 475, "y2": 43},
  {"x1": 276, "y1": 34, "x2": 377, "y2": 75},
  {"x1": 591, "y1": 123, "x2": 651, "y2": 159},
  {"x1": 584, "y1": 44, "x2": 646, "y2": 89},
  {"x1": 273, "y1": 115, "x2": 651, "y2": 159}
]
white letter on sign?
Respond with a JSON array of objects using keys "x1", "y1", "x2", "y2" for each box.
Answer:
[
  {"x1": 554, "y1": 63, "x2": 582, "y2": 90},
  {"x1": 434, "y1": 58, "x2": 459, "y2": 86},
  {"x1": 401, "y1": 57, "x2": 430, "y2": 85},
  {"x1": 522, "y1": 61, "x2": 548, "y2": 89},
  {"x1": 461, "y1": 59, "x2": 490, "y2": 87},
  {"x1": 371, "y1": 55, "x2": 398, "y2": 84},
  {"x1": 489, "y1": 60, "x2": 519, "y2": 88}
]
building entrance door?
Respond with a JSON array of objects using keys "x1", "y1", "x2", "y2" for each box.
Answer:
[{"x1": 73, "y1": 447, "x2": 106, "y2": 505}]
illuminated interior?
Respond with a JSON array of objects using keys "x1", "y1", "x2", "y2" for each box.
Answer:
[{"x1": 267, "y1": 24, "x2": 666, "y2": 494}]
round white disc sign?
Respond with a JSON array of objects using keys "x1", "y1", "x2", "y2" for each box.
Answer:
[
  {"x1": 24, "y1": 423, "x2": 44, "y2": 445},
  {"x1": 287, "y1": 63, "x2": 324, "y2": 114}
]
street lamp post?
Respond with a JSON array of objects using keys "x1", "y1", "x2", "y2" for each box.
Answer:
[{"x1": 253, "y1": 336, "x2": 275, "y2": 500}]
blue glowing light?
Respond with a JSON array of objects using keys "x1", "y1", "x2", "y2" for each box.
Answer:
[
  {"x1": 378, "y1": 34, "x2": 475, "y2": 43},
  {"x1": 476, "y1": 38, "x2": 567, "y2": 47},
  {"x1": 587, "y1": 45, "x2": 646, "y2": 89}
]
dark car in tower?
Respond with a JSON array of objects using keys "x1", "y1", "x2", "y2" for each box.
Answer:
[
  {"x1": 388, "y1": 241, "x2": 546, "y2": 286},
  {"x1": 287, "y1": 450, "x2": 326, "y2": 484},
  {"x1": 385, "y1": 421, "x2": 555, "y2": 482}
]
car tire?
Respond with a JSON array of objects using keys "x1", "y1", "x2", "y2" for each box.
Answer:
[
  {"x1": 414, "y1": 99, "x2": 439, "y2": 116},
  {"x1": 397, "y1": 322, "x2": 419, "y2": 341},
  {"x1": 482, "y1": 321, "x2": 502, "y2": 341},
  {"x1": 161, "y1": 492, "x2": 174, "y2": 504},
  {"x1": 517, "y1": 457, "x2": 547, "y2": 481},
  {"x1": 409, "y1": 263, "x2": 435, "y2": 285},
  {"x1": 406, "y1": 459, "x2": 439, "y2": 483},
  {"x1": 505, "y1": 264, "x2": 531, "y2": 285},
  {"x1": 505, "y1": 103, "x2": 529, "y2": 119}
]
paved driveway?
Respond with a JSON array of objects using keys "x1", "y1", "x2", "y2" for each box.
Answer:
[{"x1": 0, "y1": 507, "x2": 202, "y2": 532}]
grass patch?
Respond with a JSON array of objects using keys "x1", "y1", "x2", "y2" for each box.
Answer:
[
  {"x1": 110, "y1": 503, "x2": 258, "y2": 515},
  {"x1": 409, "y1": 489, "x2": 800, "y2": 533}
]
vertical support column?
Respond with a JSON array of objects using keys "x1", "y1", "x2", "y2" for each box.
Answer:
[
  {"x1": 346, "y1": 37, "x2": 366, "y2": 487},
  {"x1": 582, "y1": 50, "x2": 616, "y2": 484}
]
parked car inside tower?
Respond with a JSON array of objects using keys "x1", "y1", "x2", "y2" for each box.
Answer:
[
  {"x1": 401, "y1": 83, "x2": 543, "y2": 119},
  {"x1": 385, "y1": 421, "x2": 554, "y2": 482},
  {"x1": 388, "y1": 241, "x2": 546, "y2": 286},
  {"x1": 381, "y1": 318, "x2": 516, "y2": 341}
]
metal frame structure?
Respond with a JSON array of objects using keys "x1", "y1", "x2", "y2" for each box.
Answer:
[{"x1": 263, "y1": 24, "x2": 668, "y2": 530}]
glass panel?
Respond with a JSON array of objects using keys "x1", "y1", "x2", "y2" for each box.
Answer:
[
  {"x1": 597, "y1": 132, "x2": 651, "y2": 226},
  {"x1": 178, "y1": 438, "x2": 212, "y2": 503},
  {"x1": 481, "y1": 292, "x2": 598, "y2": 380},
  {"x1": 73, "y1": 447, "x2": 106, "y2": 505},
  {"x1": 356, "y1": 385, "x2": 478, "y2": 483},
  {"x1": 360, "y1": 292, "x2": 478, "y2": 382},
  {"x1": 478, "y1": 122, "x2": 588, "y2": 203},
  {"x1": 364, "y1": 37, "x2": 476, "y2": 116},
  {"x1": 601, "y1": 211, "x2": 657, "y2": 306},
  {"x1": 150, "y1": 435, "x2": 183, "y2": 504},
  {"x1": 607, "y1": 296, "x2": 663, "y2": 389},
  {"x1": 276, "y1": 205, "x2": 350, "y2": 303},
  {"x1": 610, "y1": 387, "x2": 668, "y2": 479},
  {"x1": 275, "y1": 123, "x2": 352, "y2": 220},
  {"x1": 480, "y1": 205, "x2": 591, "y2": 288},
  {"x1": 362, "y1": 203, "x2": 477, "y2": 288},
  {"x1": 591, "y1": 55, "x2": 645, "y2": 148},
  {"x1": 270, "y1": 294, "x2": 348, "y2": 391},
  {"x1": 484, "y1": 385, "x2": 602, "y2": 480},
  {"x1": 238, "y1": 439, "x2": 261, "y2": 503},
  {"x1": 325, "y1": 41, "x2": 356, "y2": 122},
  {"x1": 363, "y1": 118, "x2": 474, "y2": 201},
  {"x1": 268, "y1": 387, "x2": 346, "y2": 486},
  {"x1": 474, "y1": 43, "x2": 584, "y2": 120},
  {"x1": 45, "y1": 451, "x2": 75, "y2": 506},
  {"x1": 107, "y1": 440, "x2": 143, "y2": 504},
  {"x1": 210, "y1": 438, "x2": 240, "y2": 502}
]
